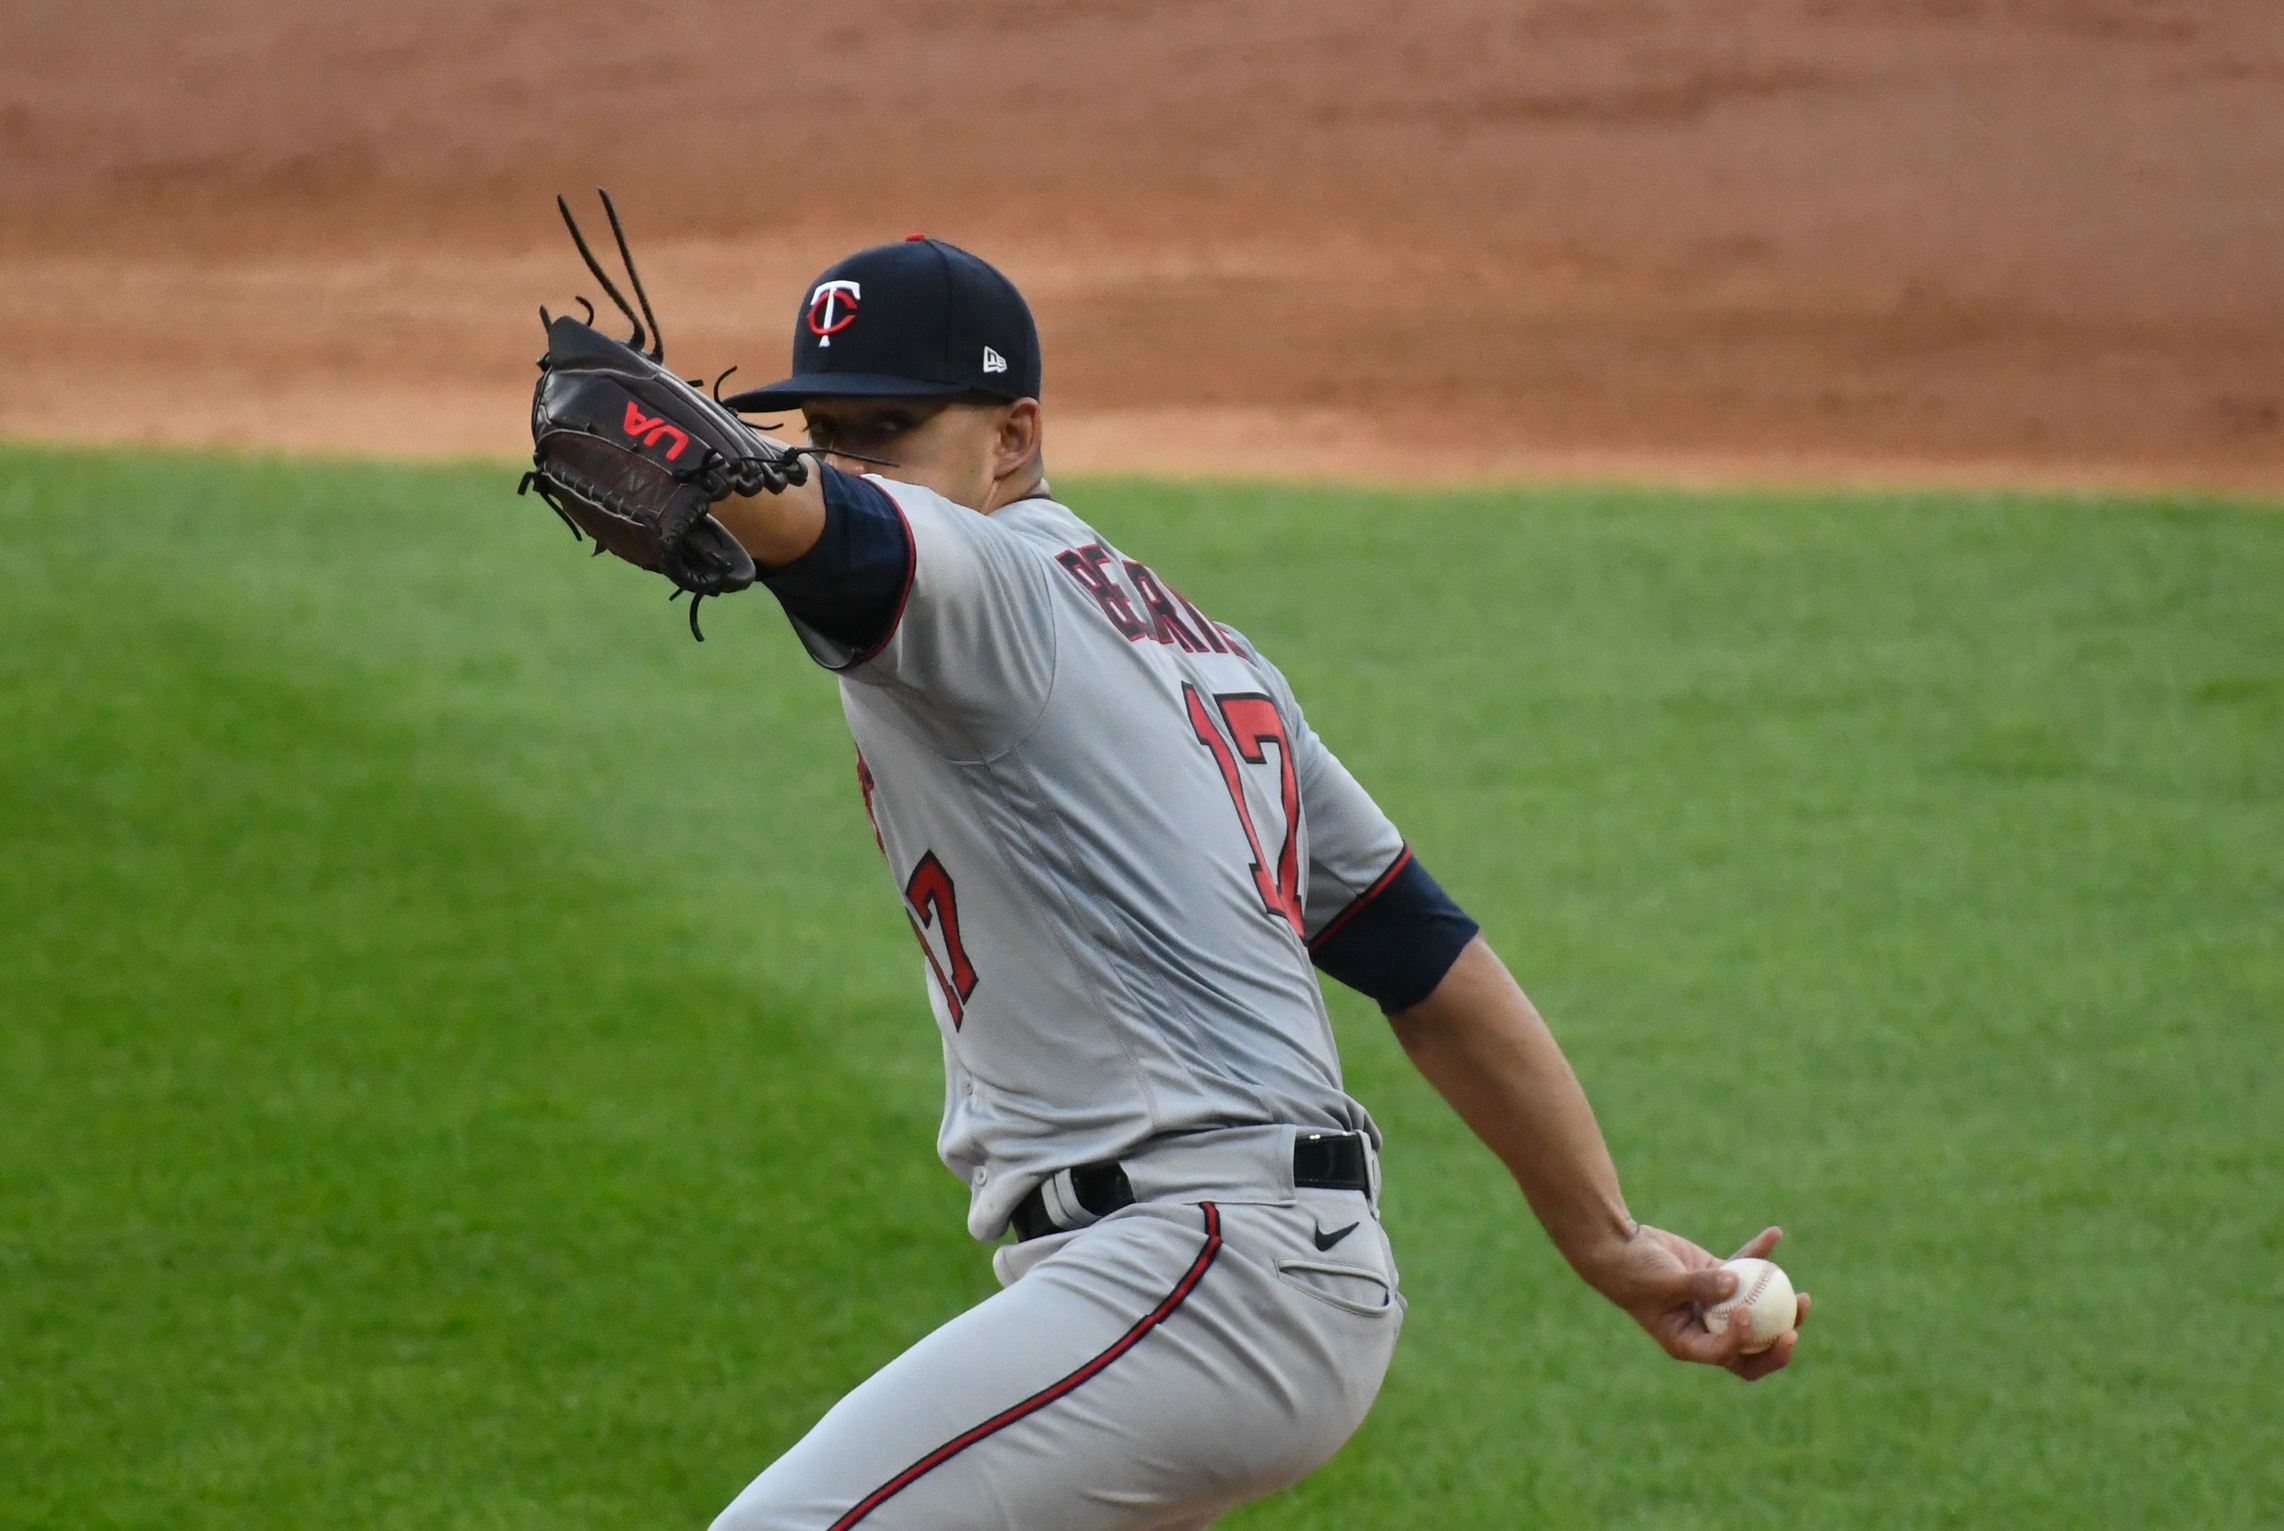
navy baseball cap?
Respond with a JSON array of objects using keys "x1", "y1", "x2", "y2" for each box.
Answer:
[{"x1": 725, "y1": 235, "x2": 1041, "y2": 410}]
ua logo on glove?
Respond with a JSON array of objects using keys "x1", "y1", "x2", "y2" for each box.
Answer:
[{"x1": 622, "y1": 401, "x2": 690, "y2": 461}]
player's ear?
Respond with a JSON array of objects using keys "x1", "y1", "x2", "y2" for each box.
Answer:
[{"x1": 996, "y1": 398, "x2": 1043, "y2": 477}]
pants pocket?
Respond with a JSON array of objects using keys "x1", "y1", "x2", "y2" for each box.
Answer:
[{"x1": 1275, "y1": 1257, "x2": 1401, "y2": 1318}]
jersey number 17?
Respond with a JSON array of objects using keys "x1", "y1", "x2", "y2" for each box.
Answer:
[{"x1": 1184, "y1": 684, "x2": 1303, "y2": 937}]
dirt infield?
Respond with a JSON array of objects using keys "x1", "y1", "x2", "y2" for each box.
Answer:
[{"x1": 7, "y1": 1, "x2": 2281, "y2": 487}]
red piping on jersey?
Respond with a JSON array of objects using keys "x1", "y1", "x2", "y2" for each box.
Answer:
[
  {"x1": 834, "y1": 486, "x2": 918, "y2": 672},
  {"x1": 1307, "y1": 844, "x2": 1414, "y2": 952},
  {"x1": 825, "y1": 1203, "x2": 1225, "y2": 1530}
]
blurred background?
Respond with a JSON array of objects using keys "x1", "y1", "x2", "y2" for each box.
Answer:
[{"x1": 6, "y1": 0, "x2": 2282, "y2": 484}]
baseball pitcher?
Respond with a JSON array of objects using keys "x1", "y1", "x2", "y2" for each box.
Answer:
[{"x1": 522, "y1": 206, "x2": 1808, "y2": 1531}]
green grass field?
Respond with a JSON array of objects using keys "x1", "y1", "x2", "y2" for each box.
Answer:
[{"x1": 1, "y1": 443, "x2": 2277, "y2": 1529}]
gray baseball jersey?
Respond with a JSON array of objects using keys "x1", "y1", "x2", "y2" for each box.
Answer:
[{"x1": 777, "y1": 480, "x2": 1409, "y2": 1242}]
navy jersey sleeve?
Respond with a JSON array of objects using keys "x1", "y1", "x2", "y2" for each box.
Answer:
[
  {"x1": 758, "y1": 465, "x2": 914, "y2": 659},
  {"x1": 1308, "y1": 851, "x2": 1480, "y2": 1015}
]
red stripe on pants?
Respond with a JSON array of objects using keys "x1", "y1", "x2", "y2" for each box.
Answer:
[{"x1": 826, "y1": 1203, "x2": 1226, "y2": 1530}]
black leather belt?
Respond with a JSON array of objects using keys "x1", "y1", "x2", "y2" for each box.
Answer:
[{"x1": 1009, "y1": 1130, "x2": 1372, "y2": 1242}]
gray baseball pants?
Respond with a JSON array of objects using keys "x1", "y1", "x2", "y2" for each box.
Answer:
[{"x1": 709, "y1": 1133, "x2": 1403, "y2": 1531}]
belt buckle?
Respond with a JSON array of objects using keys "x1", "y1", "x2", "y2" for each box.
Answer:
[{"x1": 1293, "y1": 1130, "x2": 1370, "y2": 1191}]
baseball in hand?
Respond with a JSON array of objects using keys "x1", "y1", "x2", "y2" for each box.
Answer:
[{"x1": 1700, "y1": 1257, "x2": 1797, "y2": 1353}]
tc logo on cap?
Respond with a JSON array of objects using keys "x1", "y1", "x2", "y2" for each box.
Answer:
[{"x1": 808, "y1": 280, "x2": 862, "y2": 347}]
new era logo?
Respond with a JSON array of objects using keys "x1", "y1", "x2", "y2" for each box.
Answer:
[{"x1": 982, "y1": 346, "x2": 1008, "y2": 374}]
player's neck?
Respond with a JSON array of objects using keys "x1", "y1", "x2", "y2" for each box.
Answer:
[{"x1": 983, "y1": 470, "x2": 1051, "y2": 514}]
